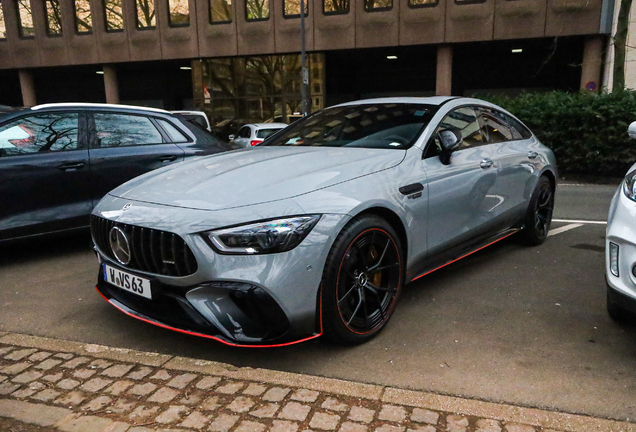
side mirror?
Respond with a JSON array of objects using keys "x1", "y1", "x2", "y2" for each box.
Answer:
[
  {"x1": 228, "y1": 134, "x2": 235, "y2": 141},
  {"x1": 628, "y1": 122, "x2": 636, "y2": 139},
  {"x1": 438, "y1": 129, "x2": 463, "y2": 165}
]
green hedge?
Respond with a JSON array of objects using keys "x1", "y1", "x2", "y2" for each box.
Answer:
[{"x1": 484, "y1": 90, "x2": 636, "y2": 177}]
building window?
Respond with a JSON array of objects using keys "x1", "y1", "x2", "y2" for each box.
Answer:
[
  {"x1": 284, "y1": 0, "x2": 308, "y2": 18},
  {"x1": 136, "y1": 0, "x2": 156, "y2": 28},
  {"x1": 17, "y1": 0, "x2": 34, "y2": 38},
  {"x1": 168, "y1": 0, "x2": 190, "y2": 26},
  {"x1": 409, "y1": 0, "x2": 437, "y2": 7},
  {"x1": 0, "y1": 4, "x2": 6, "y2": 39},
  {"x1": 210, "y1": 0, "x2": 232, "y2": 23},
  {"x1": 246, "y1": 0, "x2": 269, "y2": 21},
  {"x1": 75, "y1": 0, "x2": 92, "y2": 33},
  {"x1": 45, "y1": 0, "x2": 63, "y2": 35},
  {"x1": 323, "y1": 0, "x2": 349, "y2": 14},
  {"x1": 104, "y1": 0, "x2": 124, "y2": 32},
  {"x1": 364, "y1": 0, "x2": 392, "y2": 11}
]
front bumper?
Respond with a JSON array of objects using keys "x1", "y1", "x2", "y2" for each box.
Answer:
[
  {"x1": 606, "y1": 184, "x2": 636, "y2": 309},
  {"x1": 91, "y1": 196, "x2": 349, "y2": 347}
]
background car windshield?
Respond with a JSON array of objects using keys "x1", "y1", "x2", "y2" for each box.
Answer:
[{"x1": 262, "y1": 103, "x2": 436, "y2": 149}]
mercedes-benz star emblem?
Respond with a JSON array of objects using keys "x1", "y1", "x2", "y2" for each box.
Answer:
[{"x1": 109, "y1": 227, "x2": 131, "y2": 265}]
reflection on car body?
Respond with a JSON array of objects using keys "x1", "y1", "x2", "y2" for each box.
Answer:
[{"x1": 91, "y1": 97, "x2": 557, "y2": 347}]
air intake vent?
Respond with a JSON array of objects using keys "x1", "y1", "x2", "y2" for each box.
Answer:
[{"x1": 91, "y1": 215, "x2": 198, "y2": 277}]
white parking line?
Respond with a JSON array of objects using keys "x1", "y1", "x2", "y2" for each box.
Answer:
[
  {"x1": 548, "y1": 223, "x2": 584, "y2": 237},
  {"x1": 552, "y1": 218, "x2": 607, "y2": 225}
]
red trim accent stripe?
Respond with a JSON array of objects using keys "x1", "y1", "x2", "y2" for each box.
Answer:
[
  {"x1": 410, "y1": 230, "x2": 518, "y2": 282},
  {"x1": 95, "y1": 287, "x2": 322, "y2": 348}
]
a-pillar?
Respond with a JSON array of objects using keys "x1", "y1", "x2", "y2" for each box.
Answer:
[
  {"x1": 18, "y1": 69, "x2": 36, "y2": 107},
  {"x1": 103, "y1": 64, "x2": 120, "y2": 104},
  {"x1": 436, "y1": 45, "x2": 453, "y2": 96},
  {"x1": 580, "y1": 36, "x2": 605, "y2": 92}
]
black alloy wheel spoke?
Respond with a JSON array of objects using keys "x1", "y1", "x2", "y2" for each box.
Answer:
[
  {"x1": 362, "y1": 292, "x2": 369, "y2": 327},
  {"x1": 346, "y1": 295, "x2": 364, "y2": 326},
  {"x1": 370, "y1": 262, "x2": 400, "y2": 273},
  {"x1": 366, "y1": 281, "x2": 397, "y2": 293},
  {"x1": 368, "y1": 238, "x2": 391, "y2": 272},
  {"x1": 338, "y1": 284, "x2": 358, "y2": 306}
]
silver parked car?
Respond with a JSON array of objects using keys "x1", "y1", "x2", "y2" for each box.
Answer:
[
  {"x1": 229, "y1": 123, "x2": 287, "y2": 148},
  {"x1": 91, "y1": 97, "x2": 557, "y2": 347},
  {"x1": 605, "y1": 121, "x2": 636, "y2": 322}
]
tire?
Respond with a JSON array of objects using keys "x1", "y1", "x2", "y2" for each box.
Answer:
[
  {"x1": 520, "y1": 176, "x2": 554, "y2": 246},
  {"x1": 607, "y1": 285, "x2": 635, "y2": 324},
  {"x1": 321, "y1": 215, "x2": 404, "y2": 345}
]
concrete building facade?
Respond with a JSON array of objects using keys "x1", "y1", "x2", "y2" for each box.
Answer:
[{"x1": 0, "y1": 0, "x2": 618, "y2": 133}]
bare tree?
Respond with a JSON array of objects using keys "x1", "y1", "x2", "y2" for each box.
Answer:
[
  {"x1": 247, "y1": 0, "x2": 269, "y2": 20},
  {"x1": 135, "y1": 0, "x2": 156, "y2": 27}
]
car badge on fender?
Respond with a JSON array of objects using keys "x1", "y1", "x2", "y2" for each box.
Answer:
[
  {"x1": 122, "y1": 203, "x2": 133, "y2": 211},
  {"x1": 109, "y1": 227, "x2": 131, "y2": 265}
]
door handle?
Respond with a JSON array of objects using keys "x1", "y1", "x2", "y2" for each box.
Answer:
[
  {"x1": 57, "y1": 162, "x2": 85, "y2": 171},
  {"x1": 480, "y1": 159, "x2": 494, "y2": 169},
  {"x1": 527, "y1": 151, "x2": 539, "y2": 159},
  {"x1": 158, "y1": 155, "x2": 178, "y2": 163}
]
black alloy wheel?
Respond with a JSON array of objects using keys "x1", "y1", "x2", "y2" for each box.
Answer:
[
  {"x1": 521, "y1": 176, "x2": 554, "y2": 245},
  {"x1": 322, "y1": 216, "x2": 403, "y2": 345}
]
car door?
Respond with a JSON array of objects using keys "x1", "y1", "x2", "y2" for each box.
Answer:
[
  {"x1": 477, "y1": 107, "x2": 535, "y2": 225},
  {"x1": 233, "y1": 126, "x2": 251, "y2": 148},
  {"x1": 87, "y1": 111, "x2": 185, "y2": 206},
  {"x1": 421, "y1": 106, "x2": 498, "y2": 257},
  {"x1": 0, "y1": 111, "x2": 91, "y2": 240}
]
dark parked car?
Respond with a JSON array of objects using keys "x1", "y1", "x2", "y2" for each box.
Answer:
[{"x1": 0, "y1": 103, "x2": 230, "y2": 242}]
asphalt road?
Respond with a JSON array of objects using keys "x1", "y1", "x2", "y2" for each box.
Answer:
[{"x1": 2, "y1": 181, "x2": 635, "y2": 422}]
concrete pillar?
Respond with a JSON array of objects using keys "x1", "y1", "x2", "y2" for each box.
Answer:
[
  {"x1": 103, "y1": 64, "x2": 120, "y2": 104},
  {"x1": 18, "y1": 69, "x2": 36, "y2": 107},
  {"x1": 436, "y1": 45, "x2": 453, "y2": 96},
  {"x1": 580, "y1": 36, "x2": 604, "y2": 92}
]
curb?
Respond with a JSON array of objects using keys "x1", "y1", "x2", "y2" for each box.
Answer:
[{"x1": 1, "y1": 332, "x2": 635, "y2": 432}]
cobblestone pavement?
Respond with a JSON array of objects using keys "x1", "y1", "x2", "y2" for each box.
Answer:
[{"x1": 0, "y1": 332, "x2": 633, "y2": 432}]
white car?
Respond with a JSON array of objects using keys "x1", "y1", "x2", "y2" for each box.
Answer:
[
  {"x1": 606, "y1": 121, "x2": 636, "y2": 322},
  {"x1": 229, "y1": 123, "x2": 287, "y2": 148},
  {"x1": 171, "y1": 111, "x2": 212, "y2": 132}
]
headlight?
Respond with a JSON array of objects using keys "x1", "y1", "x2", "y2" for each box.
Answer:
[
  {"x1": 623, "y1": 169, "x2": 636, "y2": 201},
  {"x1": 205, "y1": 215, "x2": 321, "y2": 254}
]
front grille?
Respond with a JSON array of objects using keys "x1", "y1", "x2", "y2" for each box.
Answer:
[{"x1": 91, "y1": 215, "x2": 198, "y2": 277}]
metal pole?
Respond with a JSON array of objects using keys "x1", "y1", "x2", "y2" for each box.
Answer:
[{"x1": 300, "y1": 0, "x2": 309, "y2": 116}]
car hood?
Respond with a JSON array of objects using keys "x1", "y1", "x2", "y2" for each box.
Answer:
[{"x1": 109, "y1": 146, "x2": 406, "y2": 211}]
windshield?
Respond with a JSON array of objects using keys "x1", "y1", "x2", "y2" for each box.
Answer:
[{"x1": 262, "y1": 103, "x2": 437, "y2": 149}]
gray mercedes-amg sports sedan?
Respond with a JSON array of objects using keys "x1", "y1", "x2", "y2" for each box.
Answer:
[{"x1": 90, "y1": 97, "x2": 557, "y2": 347}]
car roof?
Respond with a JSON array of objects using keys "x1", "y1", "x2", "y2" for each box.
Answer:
[
  {"x1": 172, "y1": 110, "x2": 207, "y2": 116},
  {"x1": 30, "y1": 103, "x2": 170, "y2": 114},
  {"x1": 334, "y1": 96, "x2": 458, "y2": 107},
  {"x1": 251, "y1": 123, "x2": 288, "y2": 129}
]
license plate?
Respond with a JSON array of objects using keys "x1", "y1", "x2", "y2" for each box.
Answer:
[{"x1": 103, "y1": 264, "x2": 152, "y2": 300}]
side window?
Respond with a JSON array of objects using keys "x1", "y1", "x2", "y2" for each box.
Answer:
[
  {"x1": 239, "y1": 127, "x2": 251, "y2": 138},
  {"x1": 0, "y1": 113, "x2": 80, "y2": 156},
  {"x1": 502, "y1": 112, "x2": 532, "y2": 140},
  {"x1": 93, "y1": 113, "x2": 164, "y2": 147},
  {"x1": 157, "y1": 119, "x2": 190, "y2": 143},
  {"x1": 436, "y1": 106, "x2": 484, "y2": 149},
  {"x1": 478, "y1": 108, "x2": 513, "y2": 144}
]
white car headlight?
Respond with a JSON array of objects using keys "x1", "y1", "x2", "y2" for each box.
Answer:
[
  {"x1": 623, "y1": 169, "x2": 636, "y2": 201},
  {"x1": 205, "y1": 215, "x2": 321, "y2": 254}
]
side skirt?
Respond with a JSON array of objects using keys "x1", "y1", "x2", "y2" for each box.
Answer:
[{"x1": 408, "y1": 228, "x2": 520, "y2": 283}]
